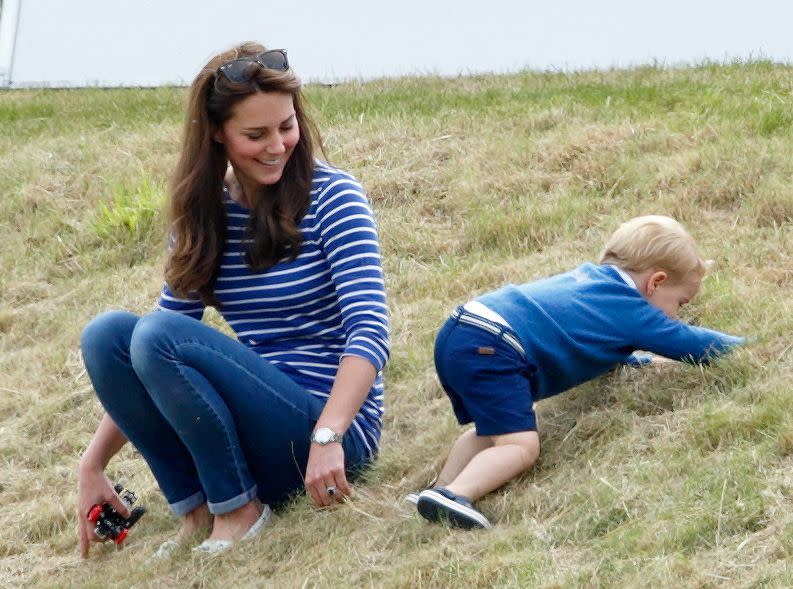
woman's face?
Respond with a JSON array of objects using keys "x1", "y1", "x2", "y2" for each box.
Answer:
[{"x1": 214, "y1": 91, "x2": 300, "y2": 193}]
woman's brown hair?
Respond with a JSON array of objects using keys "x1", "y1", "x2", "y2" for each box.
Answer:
[{"x1": 165, "y1": 42, "x2": 323, "y2": 305}]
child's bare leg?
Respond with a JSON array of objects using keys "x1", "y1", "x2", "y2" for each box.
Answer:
[
  {"x1": 444, "y1": 430, "x2": 539, "y2": 501},
  {"x1": 435, "y1": 427, "x2": 494, "y2": 487}
]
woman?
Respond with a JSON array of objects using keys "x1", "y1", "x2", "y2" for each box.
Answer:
[{"x1": 78, "y1": 42, "x2": 389, "y2": 557}]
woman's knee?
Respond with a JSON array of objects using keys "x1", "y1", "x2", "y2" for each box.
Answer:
[
  {"x1": 128, "y1": 312, "x2": 179, "y2": 368},
  {"x1": 81, "y1": 310, "x2": 139, "y2": 365},
  {"x1": 129, "y1": 311, "x2": 203, "y2": 375}
]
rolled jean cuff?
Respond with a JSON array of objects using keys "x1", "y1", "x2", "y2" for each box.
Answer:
[
  {"x1": 207, "y1": 484, "x2": 258, "y2": 515},
  {"x1": 169, "y1": 490, "x2": 207, "y2": 517}
]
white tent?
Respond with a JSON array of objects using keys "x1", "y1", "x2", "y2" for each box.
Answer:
[{"x1": 2, "y1": 0, "x2": 792, "y2": 89}]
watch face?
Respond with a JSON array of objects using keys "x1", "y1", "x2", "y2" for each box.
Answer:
[{"x1": 314, "y1": 427, "x2": 334, "y2": 444}]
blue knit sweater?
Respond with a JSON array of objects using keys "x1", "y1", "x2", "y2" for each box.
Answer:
[{"x1": 476, "y1": 263, "x2": 744, "y2": 400}]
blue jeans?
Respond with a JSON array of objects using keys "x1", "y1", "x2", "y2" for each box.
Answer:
[{"x1": 81, "y1": 310, "x2": 371, "y2": 516}]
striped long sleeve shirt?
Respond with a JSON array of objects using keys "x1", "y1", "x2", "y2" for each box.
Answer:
[{"x1": 158, "y1": 162, "x2": 390, "y2": 455}]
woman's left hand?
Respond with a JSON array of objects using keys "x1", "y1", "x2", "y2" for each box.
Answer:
[{"x1": 305, "y1": 442, "x2": 350, "y2": 507}]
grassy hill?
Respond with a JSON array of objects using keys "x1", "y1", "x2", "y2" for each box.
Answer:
[{"x1": 1, "y1": 62, "x2": 792, "y2": 588}]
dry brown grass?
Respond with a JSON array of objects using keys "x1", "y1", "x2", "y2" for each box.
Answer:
[{"x1": 1, "y1": 64, "x2": 792, "y2": 587}]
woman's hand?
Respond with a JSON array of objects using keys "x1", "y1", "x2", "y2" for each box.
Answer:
[
  {"x1": 305, "y1": 357, "x2": 375, "y2": 507},
  {"x1": 77, "y1": 462, "x2": 130, "y2": 559},
  {"x1": 304, "y1": 442, "x2": 350, "y2": 507}
]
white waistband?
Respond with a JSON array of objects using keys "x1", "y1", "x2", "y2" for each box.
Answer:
[
  {"x1": 452, "y1": 305, "x2": 525, "y2": 358},
  {"x1": 463, "y1": 301, "x2": 511, "y2": 327}
]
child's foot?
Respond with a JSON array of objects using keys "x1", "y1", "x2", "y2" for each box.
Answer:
[{"x1": 416, "y1": 487, "x2": 492, "y2": 529}]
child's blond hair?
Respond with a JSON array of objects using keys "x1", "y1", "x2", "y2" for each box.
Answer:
[{"x1": 598, "y1": 215, "x2": 706, "y2": 282}]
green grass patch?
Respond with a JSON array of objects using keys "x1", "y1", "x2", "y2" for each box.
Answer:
[
  {"x1": 90, "y1": 169, "x2": 167, "y2": 266},
  {"x1": 92, "y1": 170, "x2": 166, "y2": 242}
]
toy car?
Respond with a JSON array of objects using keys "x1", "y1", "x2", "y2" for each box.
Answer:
[{"x1": 87, "y1": 483, "x2": 146, "y2": 545}]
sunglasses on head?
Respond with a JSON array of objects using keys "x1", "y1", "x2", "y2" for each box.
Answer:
[{"x1": 216, "y1": 49, "x2": 289, "y2": 84}]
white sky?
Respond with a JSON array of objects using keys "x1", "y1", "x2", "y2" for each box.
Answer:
[{"x1": 4, "y1": 0, "x2": 793, "y2": 86}]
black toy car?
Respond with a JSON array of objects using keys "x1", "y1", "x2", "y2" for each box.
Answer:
[{"x1": 87, "y1": 483, "x2": 146, "y2": 545}]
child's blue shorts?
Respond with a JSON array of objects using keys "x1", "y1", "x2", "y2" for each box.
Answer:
[{"x1": 433, "y1": 306, "x2": 536, "y2": 435}]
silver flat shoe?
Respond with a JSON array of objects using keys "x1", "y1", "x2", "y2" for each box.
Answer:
[
  {"x1": 149, "y1": 539, "x2": 180, "y2": 562},
  {"x1": 192, "y1": 504, "x2": 272, "y2": 555}
]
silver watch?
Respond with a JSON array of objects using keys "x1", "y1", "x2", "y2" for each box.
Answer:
[{"x1": 311, "y1": 427, "x2": 342, "y2": 445}]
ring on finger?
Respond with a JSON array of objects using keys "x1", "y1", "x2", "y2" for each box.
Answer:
[{"x1": 326, "y1": 486, "x2": 336, "y2": 497}]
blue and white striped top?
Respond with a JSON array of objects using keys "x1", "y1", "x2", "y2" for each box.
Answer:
[{"x1": 157, "y1": 161, "x2": 390, "y2": 456}]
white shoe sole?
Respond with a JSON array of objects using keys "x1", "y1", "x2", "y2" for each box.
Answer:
[{"x1": 403, "y1": 492, "x2": 420, "y2": 505}]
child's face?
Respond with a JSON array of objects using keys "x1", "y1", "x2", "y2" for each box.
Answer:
[{"x1": 647, "y1": 271, "x2": 702, "y2": 319}]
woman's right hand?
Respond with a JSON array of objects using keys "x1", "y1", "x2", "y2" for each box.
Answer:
[{"x1": 77, "y1": 462, "x2": 130, "y2": 559}]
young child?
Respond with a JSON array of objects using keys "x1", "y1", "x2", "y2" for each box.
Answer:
[{"x1": 416, "y1": 215, "x2": 744, "y2": 529}]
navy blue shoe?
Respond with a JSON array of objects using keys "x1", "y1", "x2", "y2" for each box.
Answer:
[{"x1": 416, "y1": 487, "x2": 492, "y2": 529}]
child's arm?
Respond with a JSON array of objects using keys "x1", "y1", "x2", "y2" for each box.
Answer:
[{"x1": 631, "y1": 310, "x2": 745, "y2": 364}]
